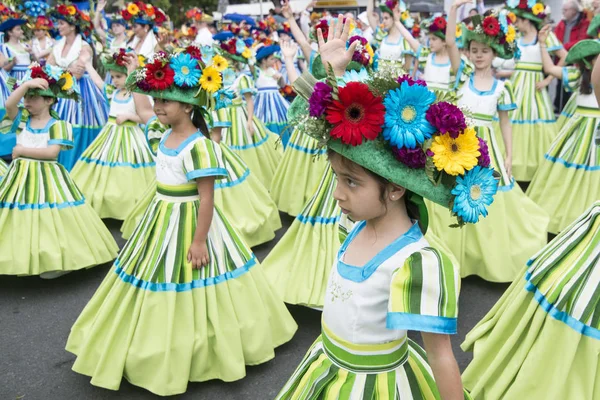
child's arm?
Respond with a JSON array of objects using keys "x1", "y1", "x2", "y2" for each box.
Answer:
[
  {"x1": 85, "y1": 60, "x2": 105, "y2": 90},
  {"x1": 116, "y1": 112, "x2": 143, "y2": 125},
  {"x1": 538, "y1": 26, "x2": 562, "y2": 79},
  {"x1": 498, "y1": 110, "x2": 513, "y2": 177},
  {"x1": 282, "y1": 41, "x2": 300, "y2": 84},
  {"x1": 421, "y1": 333, "x2": 464, "y2": 400},
  {"x1": 393, "y1": 8, "x2": 421, "y2": 53},
  {"x1": 187, "y1": 177, "x2": 216, "y2": 269},
  {"x1": 317, "y1": 16, "x2": 359, "y2": 77},
  {"x1": 13, "y1": 144, "x2": 60, "y2": 160},
  {"x1": 447, "y1": 0, "x2": 472, "y2": 73},
  {"x1": 5, "y1": 78, "x2": 49, "y2": 120},
  {"x1": 366, "y1": 0, "x2": 380, "y2": 31},
  {"x1": 593, "y1": 57, "x2": 600, "y2": 105},
  {"x1": 244, "y1": 92, "x2": 256, "y2": 136},
  {"x1": 281, "y1": 1, "x2": 314, "y2": 61},
  {"x1": 93, "y1": 0, "x2": 108, "y2": 44},
  {"x1": 210, "y1": 127, "x2": 222, "y2": 143}
]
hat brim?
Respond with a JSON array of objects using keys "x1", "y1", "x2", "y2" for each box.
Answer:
[
  {"x1": 256, "y1": 45, "x2": 280, "y2": 61},
  {"x1": 508, "y1": 8, "x2": 543, "y2": 27},
  {"x1": 0, "y1": 19, "x2": 27, "y2": 32},
  {"x1": 565, "y1": 39, "x2": 600, "y2": 65},
  {"x1": 126, "y1": 73, "x2": 210, "y2": 107}
]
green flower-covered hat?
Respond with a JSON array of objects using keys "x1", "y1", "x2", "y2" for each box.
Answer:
[
  {"x1": 102, "y1": 48, "x2": 129, "y2": 74},
  {"x1": 422, "y1": 15, "x2": 447, "y2": 40},
  {"x1": 291, "y1": 67, "x2": 499, "y2": 228},
  {"x1": 126, "y1": 46, "x2": 223, "y2": 109},
  {"x1": 463, "y1": 11, "x2": 518, "y2": 60},
  {"x1": 565, "y1": 39, "x2": 600, "y2": 67},
  {"x1": 505, "y1": 0, "x2": 549, "y2": 29},
  {"x1": 10, "y1": 63, "x2": 79, "y2": 100}
]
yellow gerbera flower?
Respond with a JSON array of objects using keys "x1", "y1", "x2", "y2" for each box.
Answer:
[
  {"x1": 531, "y1": 3, "x2": 544, "y2": 15},
  {"x1": 138, "y1": 55, "x2": 146, "y2": 67},
  {"x1": 430, "y1": 128, "x2": 480, "y2": 176},
  {"x1": 60, "y1": 72, "x2": 74, "y2": 91},
  {"x1": 506, "y1": 25, "x2": 516, "y2": 43},
  {"x1": 211, "y1": 55, "x2": 228, "y2": 72},
  {"x1": 401, "y1": 10, "x2": 410, "y2": 21},
  {"x1": 127, "y1": 3, "x2": 140, "y2": 15},
  {"x1": 456, "y1": 24, "x2": 462, "y2": 38},
  {"x1": 66, "y1": 5, "x2": 77, "y2": 15},
  {"x1": 241, "y1": 48, "x2": 252, "y2": 59},
  {"x1": 199, "y1": 66, "x2": 222, "y2": 93}
]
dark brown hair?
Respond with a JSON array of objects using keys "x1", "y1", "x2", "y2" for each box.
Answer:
[
  {"x1": 327, "y1": 149, "x2": 422, "y2": 228},
  {"x1": 579, "y1": 55, "x2": 595, "y2": 95},
  {"x1": 191, "y1": 106, "x2": 210, "y2": 138}
]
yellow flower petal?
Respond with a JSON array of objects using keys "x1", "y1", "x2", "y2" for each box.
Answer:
[
  {"x1": 211, "y1": 55, "x2": 228, "y2": 72},
  {"x1": 430, "y1": 128, "x2": 480, "y2": 176},
  {"x1": 199, "y1": 66, "x2": 222, "y2": 93}
]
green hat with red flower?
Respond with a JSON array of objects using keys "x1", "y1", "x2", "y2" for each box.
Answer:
[
  {"x1": 505, "y1": 0, "x2": 549, "y2": 29},
  {"x1": 464, "y1": 10, "x2": 517, "y2": 59},
  {"x1": 50, "y1": 1, "x2": 94, "y2": 40},
  {"x1": 10, "y1": 63, "x2": 79, "y2": 100},
  {"x1": 291, "y1": 68, "x2": 499, "y2": 228},
  {"x1": 102, "y1": 48, "x2": 129, "y2": 74},
  {"x1": 423, "y1": 15, "x2": 448, "y2": 40},
  {"x1": 120, "y1": 1, "x2": 167, "y2": 27},
  {"x1": 126, "y1": 46, "x2": 224, "y2": 109}
]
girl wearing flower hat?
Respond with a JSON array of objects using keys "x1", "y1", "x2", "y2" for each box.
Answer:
[
  {"x1": 526, "y1": 33, "x2": 600, "y2": 234},
  {"x1": 68, "y1": 49, "x2": 155, "y2": 221},
  {"x1": 212, "y1": 34, "x2": 283, "y2": 189},
  {"x1": 366, "y1": 0, "x2": 415, "y2": 71},
  {"x1": 94, "y1": 0, "x2": 129, "y2": 85},
  {"x1": 276, "y1": 16, "x2": 498, "y2": 399},
  {"x1": 121, "y1": 1, "x2": 165, "y2": 59},
  {"x1": 0, "y1": 64, "x2": 118, "y2": 278},
  {"x1": 424, "y1": 0, "x2": 550, "y2": 284},
  {"x1": 66, "y1": 48, "x2": 297, "y2": 396},
  {"x1": 254, "y1": 44, "x2": 292, "y2": 147},
  {"x1": 0, "y1": 13, "x2": 31, "y2": 81},
  {"x1": 47, "y1": 1, "x2": 109, "y2": 171},
  {"x1": 497, "y1": 0, "x2": 567, "y2": 182},
  {"x1": 29, "y1": 16, "x2": 54, "y2": 65}
]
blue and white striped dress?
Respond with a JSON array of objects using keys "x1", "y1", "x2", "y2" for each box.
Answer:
[
  {"x1": 253, "y1": 67, "x2": 290, "y2": 147},
  {"x1": 0, "y1": 42, "x2": 31, "y2": 80},
  {"x1": 51, "y1": 35, "x2": 109, "y2": 170}
]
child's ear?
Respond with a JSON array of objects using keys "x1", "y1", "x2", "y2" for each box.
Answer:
[{"x1": 388, "y1": 184, "x2": 406, "y2": 202}]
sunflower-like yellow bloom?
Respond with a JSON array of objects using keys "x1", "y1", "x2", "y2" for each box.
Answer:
[
  {"x1": 241, "y1": 48, "x2": 252, "y2": 59},
  {"x1": 127, "y1": 3, "x2": 140, "y2": 15},
  {"x1": 66, "y1": 5, "x2": 76, "y2": 15},
  {"x1": 199, "y1": 66, "x2": 222, "y2": 93},
  {"x1": 456, "y1": 24, "x2": 462, "y2": 38},
  {"x1": 60, "y1": 72, "x2": 74, "y2": 91},
  {"x1": 506, "y1": 25, "x2": 516, "y2": 43},
  {"x1": 211, "y1": 55, "x2": 228, "y2": 72},
  {"x1": 431, "y1": 128, "x2": 480, "y2": 176},
  {"x1": 532, "y1": 3, "x2": 544, "y2": 15}
]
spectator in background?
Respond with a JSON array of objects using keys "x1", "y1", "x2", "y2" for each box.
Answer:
[{"x1": 554, "y1": 0, "x2": 589, "y2": 111}]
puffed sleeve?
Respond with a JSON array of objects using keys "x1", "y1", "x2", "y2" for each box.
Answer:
[
  {"x1": 182, "y1": 137, "x2": 228, "y2": 181},
  {"x1": 103, "y1": 84, "x2": 116, "y2": 105},
  {"x1": 417, "y1": 45, "x2": 431, "y2": 69},
  {"x1": 497, "y1": 80, "x2": 517, "y2": 111},
  {"x1": 48, "y1": 120, "x2": 74, "y2": 149},
  {"x1": 387, "y1": 247, "x2": 460, "y2": 334},
  {"x1": 0, "y1": 107, "x2": 27, "y2": 135},
  {"x1": 212, "y1": 108, "x2": 231, "y2": 128},
  {"x1": 451, "y1": 55, "x2": 474, "y2": 91},
  {"x1": 145, "y1": 115, "x2": 167, "y2": 155},
  {"x1": 561, "y1": 66, "x2": 581, "y2": 93},
  {"x1": 235, "y1": 75, "x2": 257, "y2": 96},
  {"x1": 546, "y1": 31, "x2": 564, "y2": 54}
]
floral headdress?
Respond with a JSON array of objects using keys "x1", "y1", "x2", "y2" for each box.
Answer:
[
  {"x1": 423, "y1": 15, "x2": 447, "y2": 39},
  {"x1": 215, "y1": 35, "x2": 254, "y2": 64},
  {"x1": 19, "y1": 0, "x2": 49, "y2": 19},
  {"x1": 379, "y1": 0, "x2": 414, "y2": 29},
  {"x1": 464, "y1": 10, "x2": 518, "y2": 59},
  {"x1": 0, "y1": 3, "x2": 21, "y2": 25},
  {"x1": 11, "y1": 63, "x2": 79, "y2": 100},
  {"x1": 348, "y1": 35, "x2": 375, "y2": 68},
  {"x1": 101, "y1": 48, "x2": 130, "y2": 74},
  {"x1": 126, "y1": 46, "x2": 223, "y2": 109},
  {"x1": 50, "y1": 1, "x2": 94, "y2": 40},
  {"x1": 120, "y1": 1, "x2": 167, "y2": 27},
  {"x1": 292, "y1": 67, "x2": 498, "y2": 226},
  {"x1": 505, "y1": 0, "x2": 549, "y2": 28},
  {"x1": 31, "y1": 15, "x2": 53, "y2": 31}
]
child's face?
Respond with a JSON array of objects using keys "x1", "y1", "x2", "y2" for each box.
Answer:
[
  {"x1": 34, "y1": 29, "x2": 46, "y2": 39},
  {"x1": 469, "y1": 41, "x2": 495, "y2": 69},
  {"x1": 262, "y1": 55, "x2": 276, "y2": 68},
  {"x1": 23, "y1": 94, "x2": 53, "y2": 115},
  {"x1": 428, "y1": 34, "x2": 445, "y2": 53},
  {"x1": 382, "y1": 12, "x2": 394, "y2": 30},
  {"x1": 112, "y1": 22, "x2": 126, "y2": 35},
  {"x1": 153, "y1": 98, "x2": 190, "y2": 125},
  {"x1": 110, "y1": 71, "x2": 127, "y2": 89},
  {"x1": 330, "y1": 153, "x2": 390, "y2": 222}
]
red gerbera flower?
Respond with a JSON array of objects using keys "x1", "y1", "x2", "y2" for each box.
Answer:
[
  {"x1": 483, "y1": 16, "x2": 500, "y2": 36},
  {"x1": 315, "y1": 19, "x2": 330, "y2": 40},
  {"x1": 57, "y1": 4, "x2": 69, "y2": 15},
  {"x1": 145, "y1": 61, "x2": 174, "y2": 90},
  {"x1": 518, "y1": 0, "x2": 528, "y2": 9},
  {"x1": 433, "y1": 16, "x2": 447, "y2": 31},
  {"x1": 121, "y1": 9, "x2": 133, "y2": 20},
  {"x1": 325, "y1": 82, "x2": 385, "y2": 146},
  {"x1": 30, "y1": 66, "x2": 49, "y2": 80},
  {"x1": 154, "y1": 10, "x2": 166, "y2": 24},
  {"x1": 186, "y1": 45, "x2": 203, "y2": 60}
]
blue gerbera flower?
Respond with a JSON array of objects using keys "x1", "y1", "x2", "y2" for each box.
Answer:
[
  {"x1": 235, "y1": 39, "x2": 247, "y2": 55},
  {"x1": 382, "y1": 81, "x2": 436, "y2": 149},
  {"x1": 339, "y1": 69, "x2": 370, "y2": 87},
  {"x1": 221, "y1": 68, "x2": 236, "y2": 86},
  {"x1": 201, "y1": 46, "x2": 215, "y2": 64},
  {"x1": 214, "y1": 89, "x2": 235, "y2": 110},
  {"x1": 506, "y1": 0, "x2": 519, "y2": 7},
  {"x1": 451, "y1": 166, "x2": 498, "y2": 224},
  {"x1": 170, "y1": 53, "x2": 201, "y2": 87},
  {"x1": 527, "y1": 0, "x2": 536, "y2": 8}
]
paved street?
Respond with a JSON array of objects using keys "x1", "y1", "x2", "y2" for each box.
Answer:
[{"x1": 0, "y1": 214, "x2": 509, "y2": 400}]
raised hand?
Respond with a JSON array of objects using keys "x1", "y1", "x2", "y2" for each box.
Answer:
[
  {"x1": 281, "y1": 1, "x2": 293, "y2": 19},
  {"x1": 318, "y1": 15, "x2": 359, "y2": 76},
  {"x1": 538, "y1": 24, "x2": 551, "y2": 44},
  {"x1": 281, "y1": 40, "x2": 299, "y2": 59}
]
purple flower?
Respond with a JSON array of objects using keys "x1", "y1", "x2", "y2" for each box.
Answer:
[
  {"x1": 349, "y1": 35, "x2": 367, "y2": 46},
  {"x1": 385, "y1": 0, "x2": 397, "y2": 10},
  {"x1": 137, "y1": 80, "x2": 152, "y2": 92},
  {"x1": 478, "y1": 138, "x2": 491, "y2": 167},
  {"x1": 309, "y1": 82, "x2": 333, "y2": 117},
  {"x1": 397, "y1": 75, "x2": 426, "y2": 87},
  {"x1": 393, "y1": 146, "x2": 427, "y2": 168},
  {"x1": 425, "y1": 102, "x2": 466, "y2": 138}
]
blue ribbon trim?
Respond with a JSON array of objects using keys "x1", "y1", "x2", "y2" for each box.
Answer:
[
  {"x1": 114, "y1": 256, "x2": 257, "y2": 292},
  {"x1": 0, "y1": 198, "x2": 85, "y2": 210},
  {"x1": 79, "y1": 157, "x2": 156, "y2": 168},
  {"x1": 288, "y1": 141, "x2": 328, "y2": 155},
  {"x1": 544, "y1": 154, "x2": 600, "y2": 171},
  {"x1": 186, "y1": 167, "x2": 229, "y2": 181},
  {"x1": 227, "y1": 134, "x2": 269, "y2": 150},
  {"x1": 386, "y1": 312, "x2": 458, "y2": 334},
  {"x1": 296, "y1": 214, "x2": 340, "y2": 225},
  {"x1": 214, "y1": 169, "x2": 250, "y2": 189}
]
